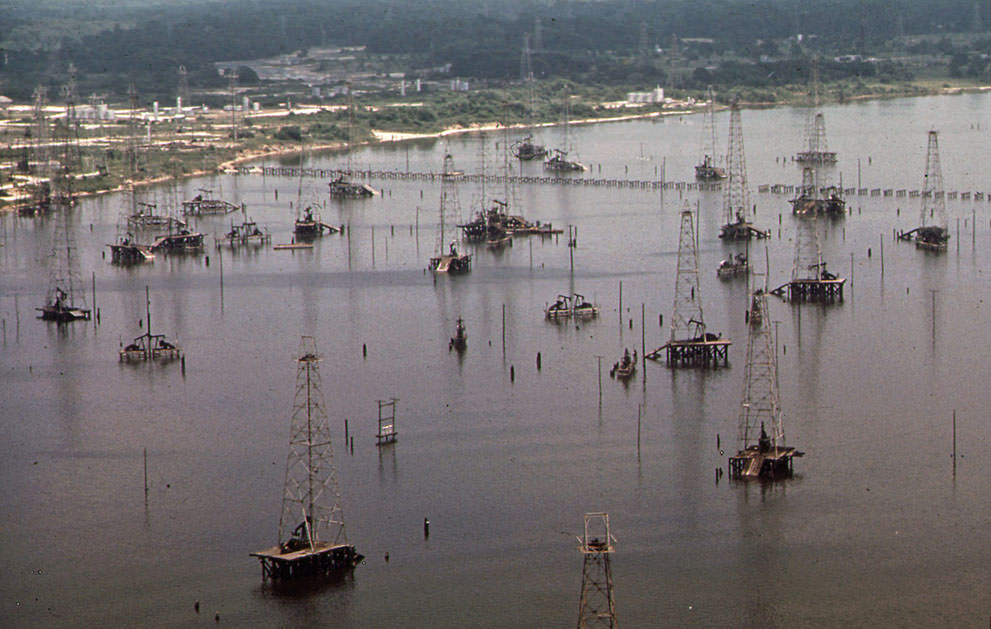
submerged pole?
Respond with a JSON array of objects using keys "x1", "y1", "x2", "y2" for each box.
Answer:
[{"x1": 952, "y1": 409, "x2": 957, "y2": 478}]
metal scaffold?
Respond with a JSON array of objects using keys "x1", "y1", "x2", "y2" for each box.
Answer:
[
  {"x1": 251, "y1": 337, "x2": 362, "y2": 581},
  {"x1": 649, "y1": 206, "x2": 731, "y2": 367},
  {"x1": 577, "y1": 513, "x2": 617, "y2": 628},
  {"x1": 729, "y1": 269, "x2": 802, "y2": 479},
  {"x1": 898, "y1": 130, "x2": 949, "y2": 251},
  {"x1": 719, "y1": 102, "x2": 766, "y2": 240}
]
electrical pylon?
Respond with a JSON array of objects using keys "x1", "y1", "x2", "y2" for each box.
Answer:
[
  {"x1": 277, "y1": 337, "x2": 349, "y2": 549},
  {"x1": 920, "y1": 129, "x2": 947, "y2": 230},
  {"x1": 670, "y1": 206, "x2": 705, "y2": 342},
  {"x1": 577, "y1": 513, "x2": 617, "y2": 628},
  {"x1": 723, "y1": 102, "x2": 751, "y2": 228}
]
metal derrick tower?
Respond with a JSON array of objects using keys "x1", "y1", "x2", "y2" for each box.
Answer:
[
  {"x1": 797, "y1": 59, "x2": 837, "y2": 165},
  {"x1": 670, "y1": 207, "x2": 705, "y2": 342},
  {"x1": 723, "y1": 103, "x2": 751, "y2": 228},
  {"x1": 791, "y1": 213, "x2": 823, "y2": 282},
  {"x1": 738, "y1": 276, "x2": 782, "y2": 453},
  {"x1": 177, "y1": 65, "x2": 189, "y2": 108},
  {"x1": 920, "y1": 130, "x2": 947, "y2": 230},
  {"x1": 700, "y1": 86, "x2": 718, "y2": 169},
  {"x1": 278, "y1": 336, "x2": 349, "y2": 550},
  {"x1": 436, "y1": 153, "x2": 463, "y2": 254},
  {"x1": 577, "y1": 513, "x2": 617, "y2": 628},
  {"x1": 31, "y1": 86, "x2": 51, "y2": 185}
]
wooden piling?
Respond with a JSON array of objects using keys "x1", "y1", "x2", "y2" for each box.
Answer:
[{"x1": 952, "y1": 409, "x2": 956, "y2": 478}]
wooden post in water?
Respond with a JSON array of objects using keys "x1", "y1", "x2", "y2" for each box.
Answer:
[
  {"x1": 91, "y1": 272, "x2": 97, "y2": 327},
  {"x1": 501, "y1": 304, "x2": 506, "y2": 356},
  {"x1": 596, "y1": 355, "x2": 603, "y2": 406},
  {"x1": 618, "y1": 281, "x2": 623, "y2": 328},
  {"x1": 880, "y1": 234, "x2": 884, "y2": 278},
  {"x1": 637, "y1": 404, "x2": 641, "y2": 455},
  {"x1": 640, "y1": 303, "x2": 646, "y2": 389},
  {"x1": 371, "y1": 225, "x2": 376, "y2": 266},
  {"x1": 143, "y1": 447, "x2": 148, "y2": 503},
  {"x1": 952, "y1": 409, "x2": 956, "y2": 478}
]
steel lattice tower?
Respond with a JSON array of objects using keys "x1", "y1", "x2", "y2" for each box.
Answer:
[
  {"x1": 670, "y1": 206, "x2": 705, "y2": 341},
  {"x1": 125, "y1": 83, "x2": 140, "y2": 180},
  {"x1": 277, "y1": 337, "x2": 349, "y2": 549},
  {"x1": 45, "y1": 193, "x2": 86, "y2": 311},
  {"x1": 228, "y1": 69, "x2": 239, "y2": 144},
  {"x1": 723, "y1": 102, "x2": 751, "y2": 226},
  {"x1": 791, "y1": 212, "x2": 823, "y2": 282},
  {"x1": 177, "y1": 65, "x2": 189, "y2": 108},
  {"x1": 920, "y1": 130, "x2": 946, "y2": 229},
  {"x1": 700, "y1": 86, "x2": 718, "y2": 167},
  {"x1": 738, "y1": 277, "x2": 783, "y2": 451},
  {"x1": 31, "y1": 86, "x2": 50, "y2": 181},
  {"x1": 577, "y1": 513, "x2": 617, "y2": 628},
  {"x1": 435, "y1": 153, "x2": 463, "y2": 256}
]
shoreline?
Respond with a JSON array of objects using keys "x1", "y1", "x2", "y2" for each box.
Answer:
[{"x1": 3, "y1": 82, "x2": 989, "y2": 213}]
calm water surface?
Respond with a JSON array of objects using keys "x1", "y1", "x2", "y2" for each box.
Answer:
[{"x1": 1, "y1": 93, "x2": 989, "y2": 627}]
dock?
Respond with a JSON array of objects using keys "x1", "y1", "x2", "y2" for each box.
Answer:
[
  {"x1": 771, "y1": 277, "x2": 845, "y2": 303},
  {"x1": 647, "y1": 336, "x2": 731, "y2": 368},
  {"x1": 250, "y1": 543, "x2": 362, "y2": 581},
  {"x1": 728, "y1": 445, "x2": 802, "y2": 479},
  {"x1": 107, "y1": 242, "x2": 154, "y2": 264}
]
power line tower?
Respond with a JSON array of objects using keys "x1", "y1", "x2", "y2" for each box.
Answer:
[
  {"x1": 729, "y1": 271, "x2": 800, "y2": 479},
  {"x1": 649, "y1": 205, "x2": 731, "y2": 367},
  {"x1": 577, "y1": 512, "x2": 617, "y2": 628}
]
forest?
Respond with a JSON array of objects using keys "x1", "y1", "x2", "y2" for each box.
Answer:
[{"x1": 2, "y1": 0, "x2": 990, "y2": 102}]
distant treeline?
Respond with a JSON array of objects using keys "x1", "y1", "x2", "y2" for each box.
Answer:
[{"x1": 1, "y1": 0, "x2": 989, "y2": 101}]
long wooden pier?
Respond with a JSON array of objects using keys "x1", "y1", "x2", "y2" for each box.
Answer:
[{"x1": 231, "y1": 166, "x2": 991, "y2": 199}]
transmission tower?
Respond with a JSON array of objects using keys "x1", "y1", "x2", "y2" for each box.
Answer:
[
  {"x1": 670, "y1": 206, "x2": 705, "y2": 342},
  {"x1": 177, "y1": 65, "x2": 189, "y2": 109},
  {"x1": 723, "y1": 102, "x2": 751, "y2": 228},
  {"x1": 277, "y1": 336, "x2": 349, "y2": 550},
  {"x1": 920, "y1": 130, "x2": 946, "y2": 230},
  {"x1": 577, "y1": 513, "x2": 617, "y2": 628}
]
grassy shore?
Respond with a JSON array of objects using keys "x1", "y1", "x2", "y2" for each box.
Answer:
[{"x1": 1, "y1": 78, "x2": 988, "y2": 213}]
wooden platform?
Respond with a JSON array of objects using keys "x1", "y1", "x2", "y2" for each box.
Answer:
[
  {"x1": 250, "y1": 542, "x2": 362, "y2": 581},
  {"x1": 728, "y1": 445, "x2": 802, "y2": 480},
  {"x1": 647, "y1": 337, "x2": 730, "y2": 368},
  {"x1": 773, "y1": 278, "x2": 845, "y2": 303}
]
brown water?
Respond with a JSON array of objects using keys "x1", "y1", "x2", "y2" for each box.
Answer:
[{"x1": 1, "y1": 93, "x2": 989, "y2": 627}]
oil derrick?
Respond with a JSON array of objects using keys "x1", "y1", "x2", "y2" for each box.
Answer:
[
  {"x1": 671, "y1": 207, "x2": 705, "y2": 342},
  {"x1": 56, "y1": 63, "x2": 82, "y2": 176},
  {"x1": 913, "y1": 130, "x2": 949, "y2": 250},
  {"x1": 695, "y1": 86, "x2": 726, "y2": 182},
  {"x1": 252, "y1": 337, "x2": 361, "y2": 580},
  {"x1": 29, "y1": 86, "x2": 52, "y2": 213},
  {"x1": 533, "y1": 16, "x2": 543, "y2": 53},
  {"x1": 177, "y1": 65, "x2": 189, "y2": 109},
  {"x1": 649, "y1": 206, "x2": 731, "y2": 367},
  {"x1": 576, "y1": 513, "x2": 617, "y2": 628},
  {"x1": 719, "y1": 103, "x2": 765, "y2": 239},
  {"x1": 728, "y1": 273, "x2": 800, "y2": 479},
  {"x1": 125, "y1": 83, "x2": 140, "y2": 180},
  {"x1": 797, "y1": 60, "x2": 837, "y2": 165},
  {"x1": 429, "y1": 153, "x2": 471, "y2": 273},
  {"x1": 228, "y1": 69, "x2": 239, "y2": 143},
  {"x1": 40, "y1": 188, "x2": 89, "y2": 322},
  {"x1": 277, "y1": 337, "x2": 349, "y2": 549},
  {"x1": 521, "y1": 33, "x2": 533, "y2": 82},
  {"x1": 637, "y1": 23, "x2": 648, "y2": 62},
  {"x1": 773, "y1": 211, "x2": 844, "y2": 303}
]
